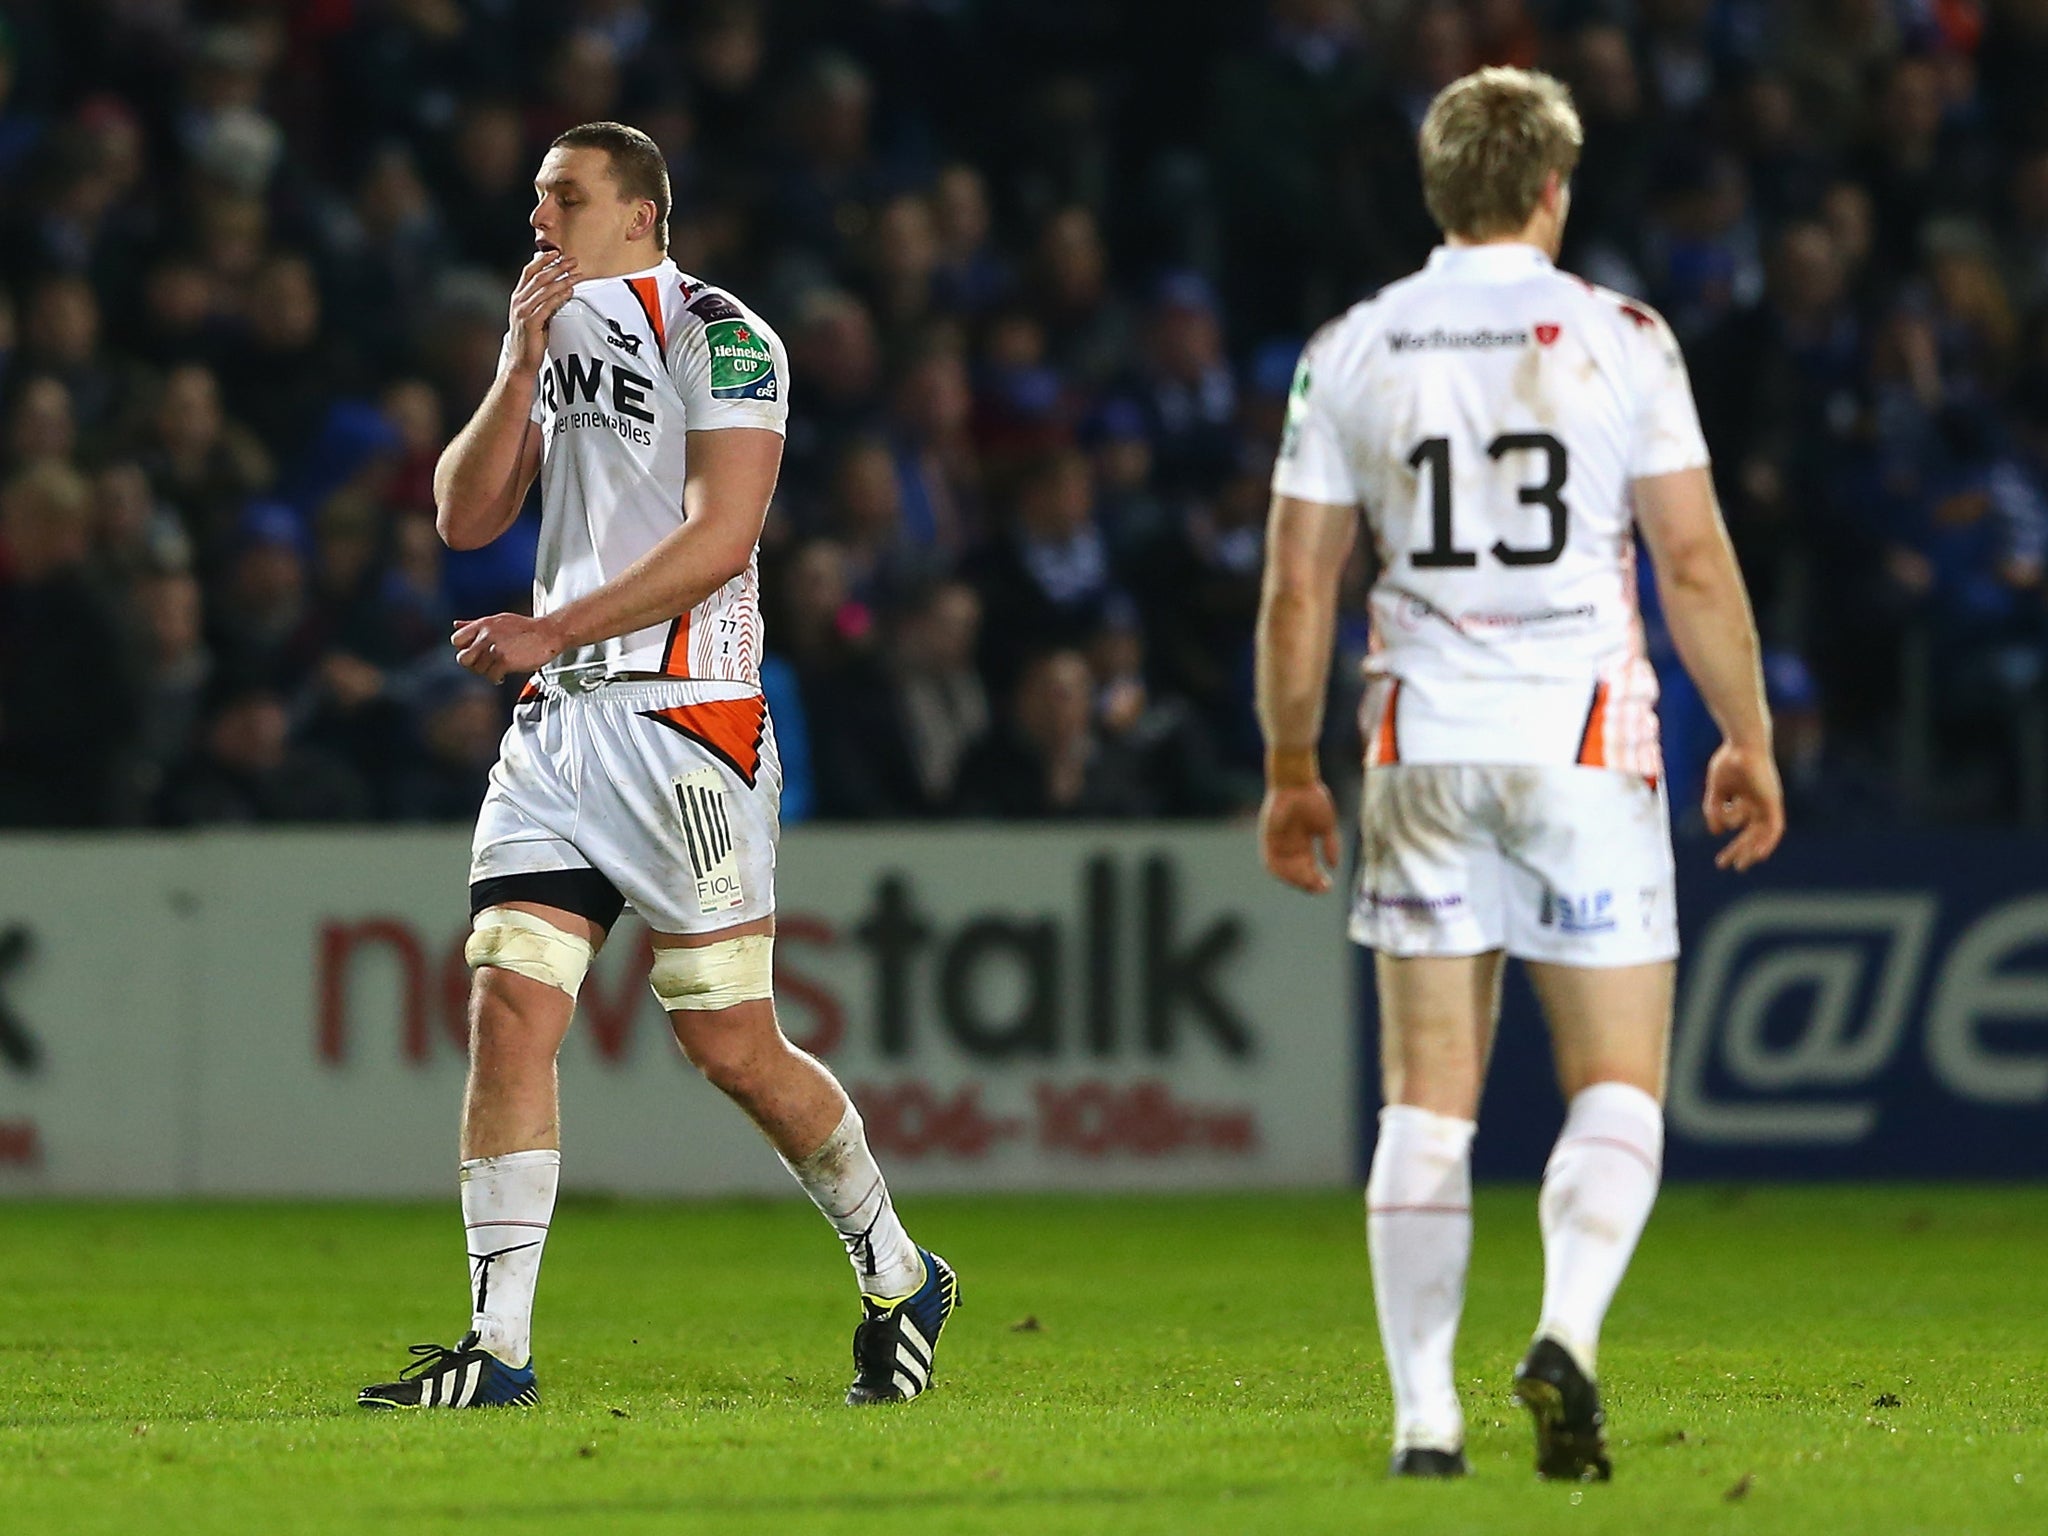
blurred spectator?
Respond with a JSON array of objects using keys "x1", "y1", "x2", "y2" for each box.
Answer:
[
  {"x1": 139, "y1": 363, "x2": 272, "y2": 575},
  {"x1": 207, "y1": 501, "x2": 309, "y2": 690},
  {"x1": 1086, "y1": 602, "x2": 1255, "y2": 817},
  {"x1": 90, "y1": 460, "x2": 186, "y2": 588},
  {"x1": 6, "y1": 375, "x2": 77, "y2": 474},
  {"x1": 0, "y1": 463, "x2": 140, "y2": 826},
  {"x1": 888, "y1": 336, "x2": 977, "y2": 555},
  {"x1": 970, "y1": 448, "x2": 1117, "y2": 691},
  {"x1": 783, "y1": 288, "x2": 882, "y2": 510},
  {"x1": 930, "y1": 164, "x2": 1009, "y2": 316},
  {"x1": 835, "y1": 579, "x2": 992, "y2": 818},
  {"x1": 130, "y1": 568, "x2": 213, "y2": 815},
  {"x1": 956, "y1": 648, "x2": 1149, "y2": 819},
  {"x1": 1561, "y1": 23, "x2": 1657, "y2": 289},
  {"x1": 222, "y1": 254, "x2": 357, "y2": 467},
  {"x1": 137, "y1": 255, "x2": 226, "y2": 370},
  {"x1": 20, "y1": 272, "x2": 137, "y2": 446},
  {"x1": 828, "y1": 435, "x2": 925, "y2": 604},
  {"x1": 438, "y1": 100, "x2": 533, "y2": 273},
  {"x1": 864, "y1": 192, "x2": 942, "y2": 343},
  {"x1": 386, "y1": 664, "x2": 502, "y2": 821},
  {"x1": 1032, "y1": 206, "x2": 1131, "y2": 392},
  {"x1": 1124, "y1": 272, "x2": 1239, "y2": 496},
  {"x1": 157, "y1": 680, "x2": 369, "y2": 825},
  {"x1": 773, "y1": 52, "x2": 883, "y2": 275}
]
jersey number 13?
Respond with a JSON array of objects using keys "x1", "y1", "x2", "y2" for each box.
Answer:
[{"x1": 1408, "y1": 432, "x2": 1569, "y2": 569}]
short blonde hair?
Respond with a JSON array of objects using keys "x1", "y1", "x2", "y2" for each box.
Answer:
[{"x1": 1418, "y1": 67, "x2": 1583, "y2": 240}]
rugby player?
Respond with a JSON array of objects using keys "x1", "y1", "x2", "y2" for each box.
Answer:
[
  {"x1": 1255, "y1": 69, "x2": 1783, "y2": 1480},
  {"x1": 358, "y1": 123, "x2": 958, "y2": 1410}
]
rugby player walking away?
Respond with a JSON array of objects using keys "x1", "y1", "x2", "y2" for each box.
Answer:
[
  {"x1": 358, "y1": 123, "x2": 957, "y2": 1411},
  {"x1": 1255, "y1": 69, "x2": 1782, "y2": 1481}
]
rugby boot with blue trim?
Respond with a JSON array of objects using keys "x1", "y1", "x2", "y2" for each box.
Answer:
[
  {"x1": 357, "y1": 1332, "x2": 538, "y2": 1409},
  {"x1": 845, "y1": 1248, "x2": 959, "y2": 1405}
]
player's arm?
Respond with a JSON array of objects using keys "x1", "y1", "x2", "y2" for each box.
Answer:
[
  {"x1": 452, "y1": 427, "x2": 781, "y2": 678},
  {"x1": 432, "y1": 251, "x2": 576, "y2": 550},
  {"x1": 1632, "y1": 466, "x2": 1784, "y2": 869},
  {"x1": 1255, "y1": 493, "x2": 1357, "y2": 894}
]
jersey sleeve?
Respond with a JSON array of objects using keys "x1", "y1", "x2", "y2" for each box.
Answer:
[
  {"x1": 1626, "y1": 305, "x2": 1710, "y2": 479},
  {"x1": 669, "y1": 288, "x2": 789, "y2": 435},
  {"x1": 1270, "y1": 328, "x2": 1359, "y2": 505}
]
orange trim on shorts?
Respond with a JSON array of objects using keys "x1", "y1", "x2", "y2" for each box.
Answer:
[
  {"x1": 626, "y1": 276, "x2": 666, "y2": 354},
  {"x1": 1576, "y1": 682, "x2": 1609, "y2": 768},
  {"x1": 640, "y1": 694, "x2": 767, "y2": 788},
  {"x1": 1372, "y1": 679, "x2": 1402, "y2": 766}
]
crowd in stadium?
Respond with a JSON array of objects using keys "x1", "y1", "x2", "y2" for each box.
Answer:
[{"x1": 0, "y1": 0, "x2": 2042, "y2": 829}]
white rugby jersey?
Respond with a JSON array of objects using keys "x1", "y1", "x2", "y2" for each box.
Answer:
[
  {"x1": 1273, "y1": 243, "x2": 1710, "y2": 776},
  {"x1": 525, "y1": 258, "x2": 788, "y2": 694}
]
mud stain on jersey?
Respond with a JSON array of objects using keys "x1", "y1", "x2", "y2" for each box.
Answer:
[{"x1": 1510, "y1": 344, "x2": 1553, "y2": 426}]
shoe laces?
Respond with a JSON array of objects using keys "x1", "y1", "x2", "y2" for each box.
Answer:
[
  {"x1": 851, "y1": 1314, "x2": 899, "y2": 1378},
  {"x1": 397, "y1": 1342, "x2": 470, "y2": 1382}
]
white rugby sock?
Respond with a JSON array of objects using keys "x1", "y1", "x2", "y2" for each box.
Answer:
[
  {"x1": 460, "y1": 1149, "x2": 559, "y2": 1368},
  {"x1": 782, "y1": 1105, "x2": 923, "y2": 1300},
  {"x1": 1536, "y1": 1082, "x2": 1664, "y2": 1376},
  {"x1": 1365, "y1": 1104, "x2": 1477, "y2": 1453}
]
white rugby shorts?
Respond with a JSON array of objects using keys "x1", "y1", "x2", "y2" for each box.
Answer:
[
  {"x1": 470, "y1": 678, "x2": 780, "y2": 936},
  {"x1": 1351, "y1": 763, "x2": 1677, "y2": 966}
]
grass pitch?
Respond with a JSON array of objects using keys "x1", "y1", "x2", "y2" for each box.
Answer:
[{"x1": 2, "y1": 1187, "x2": 2043, "y2": 1534}]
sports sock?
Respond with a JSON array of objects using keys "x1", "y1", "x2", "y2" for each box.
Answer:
[
  {"x1": 781, "y1": 1104, "x2": 923, "y2": 1300},
  {"x1": 460, "y1": 1148, "x2": 559, "y2": 1367},
  {"x1": 1536, "y1": 1081, "x2": 1664, "y2": 1376},
  {"x1": 1365, "y1": 1104, "x2": 1477, "y2": 1454}
]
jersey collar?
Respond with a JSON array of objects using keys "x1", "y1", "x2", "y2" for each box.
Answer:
[
  {"x1": 571, "y1": 257, "x2": 676, "y2": 293},
  {"x1": 1426, "y1": 243, "x2": 1553, "y2": 281}
]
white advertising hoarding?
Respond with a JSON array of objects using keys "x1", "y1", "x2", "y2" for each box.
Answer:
[{"x1": 0, "y1": 825, "x2": 1356, "y2": 1197}]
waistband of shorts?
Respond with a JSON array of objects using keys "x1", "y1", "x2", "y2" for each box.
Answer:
[{"x1": 529, "y1": 672, "x2": 761, "y2": 711}]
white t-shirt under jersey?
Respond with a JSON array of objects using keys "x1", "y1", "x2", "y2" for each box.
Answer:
[
  {"x1": 525, "y1": 258, "x2": 789, "y2": 695},
  {"x1": 1272, "y1": 242, "x2": 1710, "y2": 776}
]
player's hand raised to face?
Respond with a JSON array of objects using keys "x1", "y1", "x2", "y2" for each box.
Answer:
[
  {"x1": 452, "y1": 612, "x2": 566, "y2": 683},
  {"x1": 1703, "y1": 741, "x2": 1785, "y2": 871},
  {"x1": 1260, "y1": 782, "x2": 1342, "y2": 894},
  {"x1": 505, "y1": 251, "x2": 579, "y2": 375}
]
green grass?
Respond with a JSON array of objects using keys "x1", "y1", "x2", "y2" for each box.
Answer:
[{"x1": 2, "y1": 1188, "x2": 2043, "y2": 1534}]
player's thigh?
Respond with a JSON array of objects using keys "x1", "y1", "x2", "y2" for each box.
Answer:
[
  {"x1": 465, "y1": 893, "x2": 617, "y2": 1066},
  {"x1": 1353, "y1": 764, "x2": 1507, "y2": 960},
  {"x1": 649, "y1": 922, "x2": 785, "y2": 1094},
  {"x1": 1523, "y1": 958, "x2": 1674, "y2": 1101},
  {"x1": 1490, "y1": 765, "x2": 1678, "y2": 1099},
  {"x1": 578, "y1": 696, "x2": 781, "y2": 937},
  {"x1": 1493, "y1": 765, "x2": 1677, "y2": 969},
  {"x1": 1373, "y1": 949, "x2": 1505, "y2": 1117}
]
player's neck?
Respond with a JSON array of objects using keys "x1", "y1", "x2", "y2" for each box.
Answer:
[
  {"x1": 1446, "y1": 211, "x2": 1561, "y2": 258},
  {"x1": 571, "y1": 247, "x2": 669, "y2": 282}
]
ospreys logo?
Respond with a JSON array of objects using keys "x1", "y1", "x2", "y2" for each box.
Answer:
[{"x1": 602, "y1": 316, "x2": 642, "y2": 356}]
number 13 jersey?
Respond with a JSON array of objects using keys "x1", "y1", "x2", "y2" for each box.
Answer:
[{"x1": 1272, "y1": 243, "x2": 1709, "y2": 775}]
